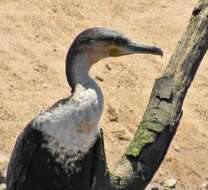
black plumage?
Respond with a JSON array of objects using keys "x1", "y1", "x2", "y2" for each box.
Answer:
[{"x1": 6, "y1": 97, "x2": 99, "y2": 190}]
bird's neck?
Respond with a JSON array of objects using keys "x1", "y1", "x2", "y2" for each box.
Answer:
[{"x1": 66, "y1": 53, "x2": 104, "y2": 110}]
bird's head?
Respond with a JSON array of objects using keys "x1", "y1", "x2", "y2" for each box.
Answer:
[
  {"x1": 68, "y1": 27, "x2": 163, "y2": 63},
  {"x1": 66, "y1": 27, "x2": 163, "y2": 90}
]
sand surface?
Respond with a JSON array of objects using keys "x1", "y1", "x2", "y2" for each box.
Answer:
[{"x1": 0, "y1": 0, "x2": 208, "y2": 189}]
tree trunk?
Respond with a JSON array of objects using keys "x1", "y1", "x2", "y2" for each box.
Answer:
[{"x1": 93, "y1": 0, "x2": 208, "y2": 189}]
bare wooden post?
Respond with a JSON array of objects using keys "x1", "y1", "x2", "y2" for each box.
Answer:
[{"x1": 93, "y1": 1, "x2": 208, "y2": 189}]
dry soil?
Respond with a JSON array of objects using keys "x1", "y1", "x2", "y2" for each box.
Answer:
[{"x1": 0, "y1": 0, "x2": 208, "y2": 189}]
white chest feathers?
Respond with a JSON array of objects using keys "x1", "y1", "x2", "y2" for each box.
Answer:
[{"x1": 33, "y1": 88, "x2": 103, "y2": 157}]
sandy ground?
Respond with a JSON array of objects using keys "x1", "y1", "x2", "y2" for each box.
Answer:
[{"x1": 0, "y1": 0, "x2": 208, "y2": 189}]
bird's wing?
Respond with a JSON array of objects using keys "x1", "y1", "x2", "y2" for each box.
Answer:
[
  {"x1": 6, "y1": 96, "x2": 73, "y2": 190},
  {"x1": 6, "y1": 121, "x2": 43, "y2": 190},
  {"x1": 6, "y1": 95, "x2": 98, "y2": 190}
]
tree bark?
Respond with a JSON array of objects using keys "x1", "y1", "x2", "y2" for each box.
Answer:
[{"x1": 93, "y1": 0, "x2": 208, "y2": 189}]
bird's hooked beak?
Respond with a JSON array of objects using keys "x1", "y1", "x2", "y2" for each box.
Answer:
[{"x1": 108, "y1": 41, "x2": 163, "y2": 57}]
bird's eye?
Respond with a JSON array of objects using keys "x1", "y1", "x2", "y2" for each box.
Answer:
[
  {"x1": 87, "y1": 39, "x2": 96, "y2": 46},
  {"x1": 114, "y1": 37, "x2": 128, "y2": 45}
]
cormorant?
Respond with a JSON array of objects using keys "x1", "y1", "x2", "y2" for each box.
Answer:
[{"x1": 6, "y1": 27, "x2": 162, "y2": 190}]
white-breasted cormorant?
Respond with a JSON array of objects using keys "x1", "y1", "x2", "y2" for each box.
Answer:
[{"x1": 6, "y1": 27, "x2": 162, "y2": 190}]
